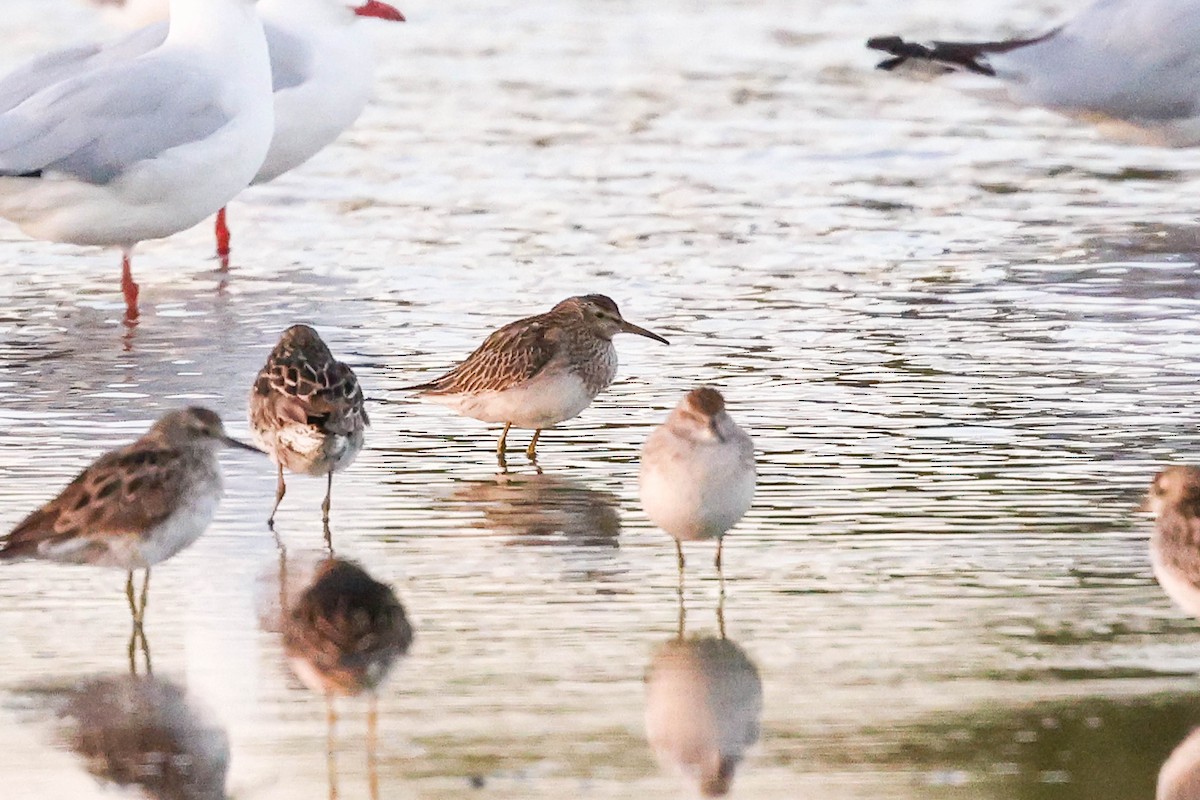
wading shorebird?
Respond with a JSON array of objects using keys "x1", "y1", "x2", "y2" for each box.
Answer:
[
  {"x1": 867, "y1": 0, "x2": 1200, "y2": 146},
  {"x1": 405, "y1": 294, "x2": 669, "y2": 461},
  {"x1": 0, "y1": 0, "x2": 274, "y2": 322},
  {"x1": 0, "y1": 407, "x2": 262, "y2": 625},
  {"x1": 639, "y1": 388, "x2": 755, "y2": 572},
  {"x1": 249, "y1": 324, "x2": 368, "y2": 530},
  {"x1": 1143, "y1": 465, "x2": 1200, "y2": 618}
]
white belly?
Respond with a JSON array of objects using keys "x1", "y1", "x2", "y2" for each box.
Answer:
[
  {"x1": 639, "y1": 435, "x2": 755, "y2": 542},
  {"x1": 430, "y1": 369, "x2": 598, "y2": 429},
  {"x1": 252, "y1": 422, "x2": 363, "y2": 477}
]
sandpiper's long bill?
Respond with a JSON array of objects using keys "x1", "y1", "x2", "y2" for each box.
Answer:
[
  {"x1": 405, "y1": 294, "x2": 668, "y2": 460},
  {"x1": 639, "y1": 388, "x2": 755, "y2": 570},
  {"x1": 0, "y1": 407, "x2": 261, "y2": 622},
  {"x1": 249, "y1": 324, "x2": 369, "y2": 529}
]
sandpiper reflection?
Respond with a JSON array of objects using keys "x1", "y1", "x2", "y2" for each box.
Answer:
[
  {"x1": 1160, "y1": 725, "x2": 1200, "y2": 800},
  {"x1": 449, "y1": 470, "x2": 621, "y2": 547},
  {"x1": 644, "y1": 593, "x2": 762, "y2": 797},
  {"x1": 282, "y1": 557, "x2": 413, "y2": 799},
  {"x1": 27, "y1": 674, "x2": 230, "y2": 800}
]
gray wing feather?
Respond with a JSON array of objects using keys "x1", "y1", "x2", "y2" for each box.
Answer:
[
  {"x1": 0, "y1": 23, "x2": 167, "y2": 115},
  {"x1": 0, "y1": 53, "x2": 230, "y2": 183},
  {"x1": 264, "y1": 22, "x2": 314, "y2": 92}
]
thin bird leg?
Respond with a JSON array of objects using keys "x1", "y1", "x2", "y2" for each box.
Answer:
[
  {"x1": 138, "y1": 569, "x2": 151, "y2": 628},
  {"x1": 128, "y1": 625, "x2": 138, "y2": 676},
  {"x1": 326, "y1": 694, "x2": 339, "y2": 800},
  {"x1": 120, "y1": 250, "x2": 139, "y2": 325},
  {"x1": 215, "y1": 207, "x2": 231, "y2": 271},
  {"x1": 126, "y1": 572, "x2": 137, "y2": 624},
  {"x1": 525, "y1": 429, "x2": 542, "y2": 461},
  {"x1": 368, "y1": 695, "x2": 379, "y2": 800},
  {"x1": 717, "y1": 588, "x2": 726, "y2": 641},
  {"x1": 140, "y1": 621, "x2": 153, "y2": 676},
  {"x1": 716, "y1": 539, "x2": 725, "y2": 598},
  {"x1": 268, "y1": 464, "x2": 286, "y2": 527},
  {"x1": 497, "y1": 422, "x2": 512, "y2": 455},
  {"x1": 322, "y1": 471, "x2": 333, "y2": 525},
  {"x1": 675, "y1": 539, "x2": 685, "y2": 571},
  {"x1": 676, "y1": 569, "x2": 686, "y2": 641}
]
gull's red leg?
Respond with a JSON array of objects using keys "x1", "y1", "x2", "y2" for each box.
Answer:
[
  {"x1": 215, "y1": 207, "x2": 231, "y2": 271},
  {"x1": 120, "y1": 250, "x2": 139, "y2": 325}
]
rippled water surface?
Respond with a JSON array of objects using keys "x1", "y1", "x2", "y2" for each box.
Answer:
[{"x1": 5, "y1": 0, "x2": 1200, "y2": 798}]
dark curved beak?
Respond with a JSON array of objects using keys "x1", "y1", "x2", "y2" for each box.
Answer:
[
  {"x1": 620, "y1": 319, "x2": 669, "y2": 344},
  {"x1": 354, "y1": 1, "x2": 405, "y2": 21},
  {"x1": 224, "y1": 436, "x2": 266, "y2": 454}
]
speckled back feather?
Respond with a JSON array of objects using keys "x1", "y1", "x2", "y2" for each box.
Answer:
[
  {"x1": 1, "y1": 439, "x2": 203, "y2": 561},
  {"x1": 250, "y1": 325, "x2": 368, "y2": 437},
  {"x1": 407, "y1": 312, "x2": 566, "y2": 396}
]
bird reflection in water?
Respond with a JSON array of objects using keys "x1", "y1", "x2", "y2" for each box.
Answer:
[
  {"x1": 29, "y1": 673, "x2": 230, "y2": 800},
  {"x1": 449, "y1": 469, "x2": 621, "y2": 548},
  {"x1": 644, "y1": 590, "x2": 762, "y2": 797},
  {"x1": 1145, "y1": 468, "x2": 1200, "y2": 800},
  {"x1": 282, "y1": 557, "x2": 414, "y2": 800},
  {"x1": 1160, "y1": 725, "x2": 1200, "y2": 800}
]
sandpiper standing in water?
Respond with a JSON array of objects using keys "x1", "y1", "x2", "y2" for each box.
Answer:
[
  {"x1": 0, "y1": 407, "x2": 261, "y2": 627},
  {"x1": 640, "y1": 388, "x2": 755, "y2": 572},
  {"x1": 1143, "y1": 465, "x2": 1200, "y2": 618},
  {"x1": 405, "y1": 294, "x2": 668, "y2": 461},
  {"x1": 249, "y1": 325, "x2": 368, "y2": 532}
]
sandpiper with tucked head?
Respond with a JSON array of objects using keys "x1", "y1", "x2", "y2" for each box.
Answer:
[
  {"x1": 1143, "y1": 466, "x2": 1200, "y2": 618},
  {"x1": 639, "y1": 388, "x2": 755, "y2": 571},
  {"x1": 0, "y1": 407, "x2": 261, "y2": 623},
  {"x1": 249, "y1": 324, "x2": 368, "y2": 530},
  {"x1": 405, "y1": 294, "x2": 668, "y2": 461}
]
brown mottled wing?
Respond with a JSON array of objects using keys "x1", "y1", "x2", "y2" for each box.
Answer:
[
  {"x1": 411, "y1": 316, "x2": 562, "y2": 395},
  {"x1": 0, "y1": 446, "x2": 186, "y2": 562},
  {"x1": 251, "y1": 354, "x2": 368, "y2": 436}
]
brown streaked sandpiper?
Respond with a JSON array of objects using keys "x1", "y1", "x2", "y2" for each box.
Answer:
[
  {"x1": 405, "y1": 294, "x2": 668, "y2": 461},
  {"x1": 249, "y1": 324, "x2": 368, "y2": 532},
  {"x1": 639, "y1": 388, "x2": 755, "y2": 572},
  {"x1": 0, "y1": 407, "x2": 261, "y2": 625}
]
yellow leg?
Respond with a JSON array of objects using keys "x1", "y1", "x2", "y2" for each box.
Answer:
[
  {"x1": 525, "y1": 429, "x2": 542, "y2": 460},
  {"x1": 125, "y1": 572, "x2": 136, "y2": 622},
  {"x1": 140, "y1": 569, "x2": 151, "y2": 620},
  {"x1": 497, "y1": 422, "x2": 512, "y2": 454},
  {"x1": 269, "y1": 464, "x2": 286, "y2": 527}
]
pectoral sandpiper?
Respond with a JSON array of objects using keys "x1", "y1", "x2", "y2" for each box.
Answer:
[
  {"x1": 405, "y1": 294, "x2": 668, "y2": 460},
  {"x1": 639, "y1": 388, "x2": 755, "y2": 571},
  {"x1": 249, "y1": 324, "x2": 369, "y2": 530}
]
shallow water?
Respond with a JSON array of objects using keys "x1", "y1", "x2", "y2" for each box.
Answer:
[{"x1": 4, "y1": 0, "x2": 1200, "y2": 798}]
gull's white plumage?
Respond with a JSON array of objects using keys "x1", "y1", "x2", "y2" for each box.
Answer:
[{"x1": 0, "y1": 0, "x2": 274, "y2": 246}]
